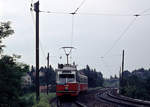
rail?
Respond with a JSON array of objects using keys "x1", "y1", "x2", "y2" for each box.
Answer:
[
  {"x1": 97, "y1": 88, "x2": 150, "y2": 107},
  {"x1": 56, "y1": 97, "x2": 87, "y2": 107}
]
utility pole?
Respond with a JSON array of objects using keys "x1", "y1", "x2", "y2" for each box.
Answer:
[
  {"x1": 119, "y1": 66, "x2": 121, "y2": 93},
  {"x1": 120, "y1": 50, "x2": 124, "y2": 93},
  {"x1": 34, "y1": 1, "x2": 40, "y2": 101},
  {"x1": 122, "y1": 50, "x2": 124, "y2": 77},
  {"x1": 47, "y1": 53, "x2": 49, "y2": 69},
  {"x1": 46, "y1": 53, "x2": 49, "y2": 95}
]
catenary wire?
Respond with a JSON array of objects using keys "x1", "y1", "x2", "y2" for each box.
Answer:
[
  {"x1": 72, "y1": 0, "x2": 86, "y2": 14},
  {"x1": 103, "y1": 16, "x2": 138, "y2": 57},
  {"x1": 40, "y1": 10, "x2": 150, "y2": 16},
  {"x1": 71, "y1": 15, "x2": 74, "y2": 47},
  {"x1": 31, "y1": 0, "x2": 150, "y2": 62},
  {"x1": 101, "y1": 7, "x2": 150, "y2": 58}
]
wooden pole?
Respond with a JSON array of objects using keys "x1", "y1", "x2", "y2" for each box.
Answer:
[
  {"x1": 34, "y1": 1, "x2": 40, "y2": 101},
  {"x1": 47, "y1": 53, "x2": 49, "y2": 94}
]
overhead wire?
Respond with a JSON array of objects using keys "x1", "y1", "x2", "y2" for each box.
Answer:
[
  {"x1": 39, "y1": 10, "x2": 150, "y2": 17},
  {"x1": 71, "y1": 15, "x2": 74, "y2": 47},
  {"x1": 101, "y1": 7, "x2": 150, "y2": 58},
  {"x1": 77, "y1": 12, "x2": 134, "y2": 16},
  {"x1": 68, "y1": 0, "x2": 87, "y2": 62},
  {"x1": 103, "y1": 16, "x2": 138, "y2": 57},
  {"x1": 30, "y1": 0, "x2": 150, "y2": 67},
  {"x1": 72, "y1": 0, "x2": 86, "y2": 14},
  {"x1": 40, "y1": 10, "x2": 70, "y2": 15}
]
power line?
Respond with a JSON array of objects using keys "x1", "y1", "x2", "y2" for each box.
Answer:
[
  {"x1": 103, "y1": 16, "x2": 138, "y2": 57},
  {"x1": 72, "y1": 0, "x2": 86, "y2": 14},
  {"x1": 40, "y1": 0, "x2": 86, "y2": 15},
  {"x1": 40, "y1": 10, "x2": 150, "y2": 17},
  {"x1": 76, "y1": 12, "x2": 133, "y2": 16},
  {"x1": 71, "y1": 15, "x2": 74, "y2": 47},
  {"x1": 40, "y1": 10, "x2": 70, "y2": 15}
]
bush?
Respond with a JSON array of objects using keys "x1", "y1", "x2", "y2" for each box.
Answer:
[{"x1": 19, "y1": 94, "x2": 35, "y2": 107}]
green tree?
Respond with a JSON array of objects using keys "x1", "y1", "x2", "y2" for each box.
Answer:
[
  {"x1": 121, "y1": 68, "x2": 150, "y2": 100},
  {"x1": 0, "y1": 21, "x2": 30, "y2": 106},
  {"x1": 0, "y1": 21, "x2": 14, "y2": 53},
  {"x1": 0, "y1": 55, "x2": 29, "y2": 106},
  {"x1": 80, "y1": 65, "x2": 104, "y2": 88}
]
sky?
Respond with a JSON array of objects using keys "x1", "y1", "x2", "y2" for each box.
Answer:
[{"x1": 1, "y1": 0, "x2": 150, "y2": 78}]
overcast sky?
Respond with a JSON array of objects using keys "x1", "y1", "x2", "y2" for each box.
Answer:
[{"x1": 1, "y1": 0, "x2": 150, "y2": 78}]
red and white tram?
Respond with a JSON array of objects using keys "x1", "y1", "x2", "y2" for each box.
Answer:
[
  {"x1": 56, "y1": 63, "x2": 88, "y2": 96},
  {"x1": 56, "y1": 47, "x2": 88, "y2": 96}
]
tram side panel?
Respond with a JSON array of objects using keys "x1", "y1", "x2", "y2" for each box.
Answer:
[
  {"x1": 77, "y1": 72, "x2": 88, "y2": 92},
  {"x1": 56, "y1": 83, "x2": 80, "y2": 96}
]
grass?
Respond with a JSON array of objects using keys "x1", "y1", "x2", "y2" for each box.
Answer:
[
  {"x1": 33, "y1": 93, "x2": 56, "y2": 107},
  {"x1": 20, "y1": 93, "x2": 56, "y2": 107}
]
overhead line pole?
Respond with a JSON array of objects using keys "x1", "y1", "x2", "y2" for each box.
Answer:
[
  {"x1": 34, "y1": 1, "x2": 40, "y2": 101},
  {"x1": 122, "y1": 50, "x2": 124, "y2": 77},
  {"x1": 120, "y1": 50, "x2": 124, "y2": 93},
  {"x1": 46, "y1": 53, "x2": 49, "y2": 95},
  {"x1": 47, "y1": 53, "x2": 49, "y2": 69}
]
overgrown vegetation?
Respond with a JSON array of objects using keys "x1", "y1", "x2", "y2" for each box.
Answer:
[
  {"x1": 33, "y1": 93, "x2": 56, "y2": 107},
  {"x1": 120, "y1": 68, "x2": 150, "y2": 100},
  {"x1": 20, "y1": 93, "x2": 56, "y2": 107}
]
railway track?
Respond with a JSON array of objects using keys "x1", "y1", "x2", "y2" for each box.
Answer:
[
  {"x1": 56, "y1": 96, "x2": 87, "y2": 107},
  {"x1": 97, "y1": 88, "x2": 150, "y2": 107}
]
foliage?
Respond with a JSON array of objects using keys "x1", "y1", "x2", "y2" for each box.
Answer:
[
  {"x1": 19, "y1": 93, "x2": 35, "y2": 107},
  {"x1": 0, "y1": 21, "x2": 14, "y2": 53},
  {"x1": 39, "y1": 66, "x2": 56, "y2": 86},
  {"x1": 0, "y1": 55, "x2": 29, "y2": 106},
  {"x1": 0, "y1": 21, "x2": 32, "y2": 106},
  {"x1": 104, "y1": 75, "x2": 119, "y2": 88},
  {"x1": 120, "y1": 68, "x2": 150, "y2": 100},
  {"x1": 80, "y1": 65, "x2": 104, "y2": 88},
  {"x1": 29, "y1": 65, "x2": 56, "y2": 86}
]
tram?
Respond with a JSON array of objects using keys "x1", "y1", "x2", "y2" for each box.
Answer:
[{"x1": 56, "y1": 47, "x2": 88, "y2": 96}]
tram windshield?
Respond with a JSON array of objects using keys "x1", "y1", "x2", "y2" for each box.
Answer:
[{"x1": 59, "y1": 74, "x2": 75, "y2": 84}]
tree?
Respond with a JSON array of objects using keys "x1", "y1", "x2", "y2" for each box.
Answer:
[
  {"x1": 0, "y1": 21, "x2": 14, "y2": 53},
  {"x1": 80, "y1": 65, "x2": 104, "y2": 88},
  {"x1": 0, "y1": 55, "x2": 29, "y2": 106},
  {"x1": 0, "y1": 21, "x2": 30, "y2": 106},
  {"x1": 120, "y1": 68, "x2": 150, "y2": 100}
]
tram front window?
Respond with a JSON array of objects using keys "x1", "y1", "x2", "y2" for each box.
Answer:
[{"x1": 59, "y1": 74, "x2": 75, "y2": 84}]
